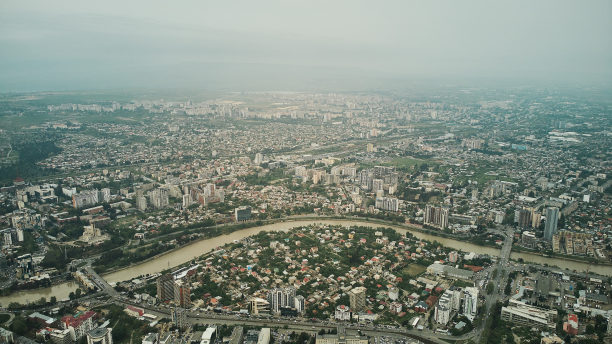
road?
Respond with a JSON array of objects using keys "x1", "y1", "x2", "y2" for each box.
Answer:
[
  {"x1": 83, "y1": 265, "x2": 119, "y2": 298},
  {"x1": 112, "y1": 298, "x2": 447, "y2": 344},
  {"x1": 472, "y1": 226, "x2": 514, "y2": 342}
]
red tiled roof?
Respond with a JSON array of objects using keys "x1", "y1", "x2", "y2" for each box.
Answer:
[{"x1": 61, "y1": 311, "x2": 96, "y2": 329}]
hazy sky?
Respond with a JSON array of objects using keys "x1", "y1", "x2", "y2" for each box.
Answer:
[{"x1": 1, "y1": 0, "x2": 611, "y2": 91}]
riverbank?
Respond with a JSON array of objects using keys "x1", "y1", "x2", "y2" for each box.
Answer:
[
  {"x1": 2, "y1": 217, "x2": 611, "y2": 306},
  {"x1": 97, "y1": 217, "x2": 612, "y2": 282},
  {"x1": 511, "y1": 244, "x2": 609, "y2": 266}
]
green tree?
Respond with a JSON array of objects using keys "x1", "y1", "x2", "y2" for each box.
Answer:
[
  {"x1": 10, "y1": 315, "x2": 28, "y2": 335},
  {"x1": 486, "y1": 282, "x2": 495, "y2": 294}
]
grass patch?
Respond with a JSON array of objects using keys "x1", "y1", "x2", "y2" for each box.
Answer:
[{"x1": 402, "y1": 264, "x2": 426, "y2": 277}]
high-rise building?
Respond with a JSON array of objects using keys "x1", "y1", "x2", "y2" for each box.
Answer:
[
  {"x1": 349, "y1": 286, "x2": 367, "y2": 312},
  {"x1": 434, "y1": 303, "x2": 450, "y2": 325},
  {"x1": 156, "y1": 274, "x2": 174, "y2": 302},
  {"x1": 174, "y1": 280, "x2": 191, "y2": 308},
  {"x1": 171, "y1": 308, "x2": 188, "y2": 329},
  {"x1": 136, "y1": 196, "x2": 147, "y2": 211},
  {"x1": 423, "y1": 205, "x2": 449, "y2": 229},
  {"x1": 148, "y1": 188, "x2": 169, "y2": 209},
  {"x1": 531, "y1": 211, "x2": 542, "y2": 228},
  {"x1": 98, "y1": 188, "x2": 111, "y2": 203},
  {"x1": 372, "y1": 179, "x2": 384, "y2": 192},
  {"x1": 463, "y1": 287, "x2": 479, "y2": 321},
  {"x1": 72, "y1": 190, "x2": 99, "y2": 208},
  {"x1": 267, "y1": 287, "x2": 296, "y2": 314},
  {"x1": 544, "y1": 207, "x2": 559, "y2": 241},
  {"x1": 375, "y1": 197, "x2": 399, "y2": 212},
  {"x1": 435, "y1": 289, "x2": 460, "y2": 325},
  {"x1": 254, "y1": 153, "x2": 263, "y2": 165},
  {"x1": 516, "y1": 209, "x2": 531, "y2": 228},
  {"x1": 182, "y1": 194, "x2": 192, "y2": 208},
  {"x1": 294, "y1": 295, "x2": 305, "y2": 313}
]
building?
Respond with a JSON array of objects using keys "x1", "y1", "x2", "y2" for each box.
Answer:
[
  {"x1": 98, "y1": 188, "x2": 111, "y2": 203},
  {"x1": 228, "y1": 327, "x2": 244, "y2": 344},
  {"x1": 448, "y1": 251, "x2": 458, "y2": 263},
  {"x1": 335, "y1": 305, "x2": 351, "y2": 321},
  {"x1": 257, "y1": 328, "x2": 270, "y2": 344},
  {"x1": 49, "y1": 329, "x2": 72, "y2": 344},
  {"x1": 182, "y1": 194, "x2": 192, "y2": 208},
  {"x1": 372, "y1": 179, "x2": 384, "y2": 192},
  {"x1": 463, "y1": 287, "x2": 479, "y2": 321},
  {"x1": 374, "y1": 196, "x2": 399, "y2": 212},
  {"x1": 349, "y1": 287, "x2": 367, "y2": 312},
  {"x1": 254, "y1": 153, "x2": 263, "y2": 165},
  {"x1": 316, "y1": 327, "x2": 368, "y2": 344},
  {"x1": 248, "y1": 297, "x2": 270, "y2": 315},
  {"x1": 446, "y1": 288, "x2": 462, "y2": 311},
  {"x1": 388, "y1": 287, "x2": 399, "y2": 301},
  {"x1": 79, "y1": 224, "x2": 109, "y2": 245},
  {"x1": 541, "y1": 335, "x2": 564, "y2": 344},
  {"x1": 563, "y1": 313, "x2": 578, "y2": 335},
  {"x1": 531, "y1": 210, "x2": 542, "y2": 228},
  {"x1": 0, "y1": 328, "x2": 14, "y2": 344},
  {"x1": 16, "y1": 253, "x2": 34, "y2": 278},
  {"x1": 174, "y1": 279, "x2": 191, "y2": 307},
  {"x1": 171, "y1": 308, "x2": 188, "y2": 329},
  {"x1": 156, "y1": 274, "x2": 175, "y2": 302},
  {"x1": 521, "y1": 231, "x2": 537, "y2": 248},
  {"x1": 423, "y1": 205, "x2": 449, "y2": 229},
  {"x1": 435, "y1": 291, "x2": 452, "y2": 325},
  {"x1": 501, "y1": 299, "x2": 557, "y2": 329},
  {"x1": 148, "y1": 188, "x2": 169, "y2": 209},
  {"x1": 516, "y1": 209, "x2": 531, "y2": 228},
  {"x1": 136, "y1": 196, "x2": 147, "y2": 211},
  {"x1": 86, "y1": 328, "x2": 112, "y2": 344},
  {"x1": 294, "y1": 295, "x2": 305, "y2": 313},
  {"x1": 544, "y1": 207, "x2": 559, "y2": 241},
  {"x1": 427, "y1": 262, "x2": 474, "y2": 280},
  {"x1": 60, "y1": 311, "x2": 96, "y2": 340},
  {"x1": 235, "y1": 206, "x2": 252, "y2": 222},
  {"x1": 142, "y1": 333, "x2": 158, "y2": 344},
  {"x1": 72, "y1": 190, "x2": 99, "y2": 208},
  {"x1": 124, "y1": 305, "x2": 144, "y2": 317},
  {"x1": 267, "y1": 287, "x2": 296, "y2": 314},
  {"x1": 201, "y1": 327, "x2": 217, "y2": 344}
]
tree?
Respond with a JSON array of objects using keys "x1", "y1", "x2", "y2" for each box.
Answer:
[
  {"x1": 10, "y1": 315, "x2": 28, "y2": 335},
  {"x1": 50, "y1": 296, "x2": 57, "y2": 304},
  {"x1": 486, "y1": 282, "x2": 495, "y2": 294}
]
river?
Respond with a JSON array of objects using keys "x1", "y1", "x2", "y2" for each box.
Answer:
[{"x1": 1, "y1": 219, "x2": 610, "y2": 306}]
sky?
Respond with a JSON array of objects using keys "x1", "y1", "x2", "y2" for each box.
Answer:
[{"x1": 0, "y1": 0, "x2": 611, "y2": 92}]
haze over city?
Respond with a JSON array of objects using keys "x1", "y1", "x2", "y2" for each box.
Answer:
[{"x1": 1, "y1": 0, "x2": 611, "y2": 91}]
